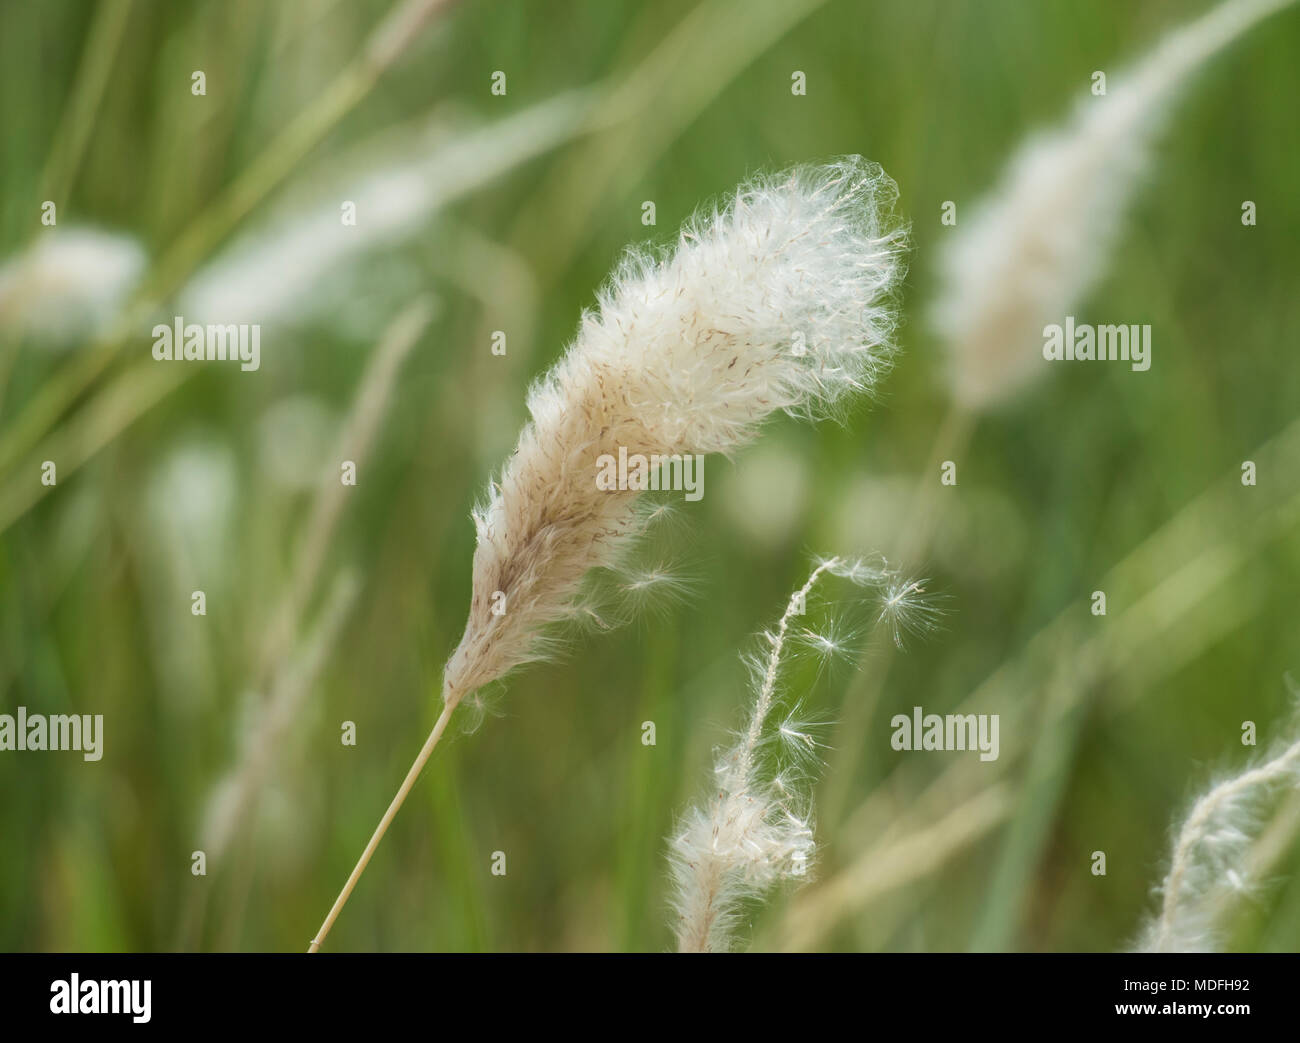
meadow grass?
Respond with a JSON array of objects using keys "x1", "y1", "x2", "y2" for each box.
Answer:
[{"x1": 1, "y1": 0, "x2": 1298, "y2": 952}]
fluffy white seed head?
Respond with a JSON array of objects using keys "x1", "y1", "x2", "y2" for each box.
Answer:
[
  {"x1": 932, "y1": 0, "x2": 1296, "y2": 410},
  {"x1": 1139, "y1": 709, "x2": 1300, "y2": 953},
  {"x1": 443, "y1": 159, "x2": 907, "y2": 705}
]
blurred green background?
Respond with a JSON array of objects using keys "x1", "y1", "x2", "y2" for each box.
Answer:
[{"x1": 2, "y1": 0, "x2": 1298, "y2": 952}]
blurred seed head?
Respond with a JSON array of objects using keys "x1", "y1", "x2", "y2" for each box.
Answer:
[
  {"x1": 0, "y1": 227, "x2": 145, "y2": 347},
  {"x1": 932, "y1": 0, "x2": 1296, "y2": 410},
  {"x1": 180, "y1": 91, "x2": 593, "y2": 331},
  {"x1": 146, "y1": 439, "x2": 240, "y2": 579}
]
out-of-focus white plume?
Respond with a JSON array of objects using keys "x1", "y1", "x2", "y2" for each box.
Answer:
[
  {"x1": 0, "y1": 227, "x2": 145, "y2": 347},
  {"x1": 181, "y1": 91, "x2": 594, "y2": 330},
  {"x1": 932, "y1": 0, "x2": 1296, "y2": 410}
]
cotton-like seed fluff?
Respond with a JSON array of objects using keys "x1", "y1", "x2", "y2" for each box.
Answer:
[
  {"x1": 1139, "y1": 711, "x2": 1300, "y2": 953},
  {"x1": 442, "y1": 157, "x2": 908, "y2": 706}
]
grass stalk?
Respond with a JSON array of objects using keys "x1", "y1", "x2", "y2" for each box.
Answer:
[{"x1": 308, "y1": 698, "x2": 458, "y2": 953}]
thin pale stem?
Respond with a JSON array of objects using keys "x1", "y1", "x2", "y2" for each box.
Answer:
[
  {"x1": 308, "y1": 697, "x2": 459, "y2": 953},
  {"x1": 679, "y1": 560, "x2": 838, "y2": 952},
  {"x1": 738, "y1": 558, "x2": 837, "y2": 777}
]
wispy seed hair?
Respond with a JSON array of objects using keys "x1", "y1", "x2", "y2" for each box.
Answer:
[
  {"x1": 1139, "y1": 699, "x2": 1300, "y2": 953},
  {"x1": 443, "y1": 158, "x2": 908, "y2": 708},
  {"x1": 669, "y1": 555, "x2": 937, "y2": 952}
]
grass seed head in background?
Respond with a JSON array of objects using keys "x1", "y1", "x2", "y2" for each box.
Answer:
[
  {"x1": 1139, "y1": 696, "x2": 1300, "y2": 953},
  {"x1": 670, "y1": 556, "x2": 936, "y2": 953},
  {"x1": 931, "y1": 0, "x2": 1298, "y2": 410},
  {"x1": 0, "y1": 227, "x2": 145, "y2": 347},
  {"x1": 442, "y1": 157, "x2": 908, "y2": 707}
]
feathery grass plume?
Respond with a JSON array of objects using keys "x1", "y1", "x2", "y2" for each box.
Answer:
[
  {"x1": 0, "y1": 227, "x2": 145, "y2": 346},
  {"x1": 1140, "y1": 703, "x2": 1300, "y2": 953},
  {"x1": 181, "y1": 90, "x2": 594, "y2": 330},
  {"x1": 444, "y1": 157, "x2": 906, "y2": 701},
  {"x1": 932, "y1": 0, "x2": 1297, "y2": 410},
  {"x1": 669, "y1": 555, "x2": 933, "y2": 953},
  {"x1": 308, "y1": 158, "x2": 908, "y2": 952}
]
